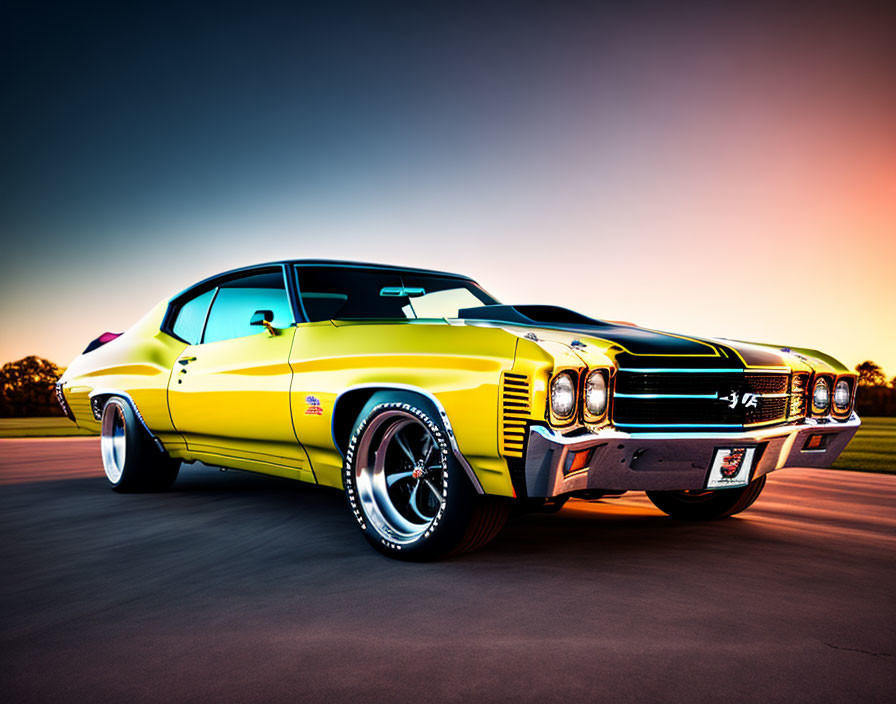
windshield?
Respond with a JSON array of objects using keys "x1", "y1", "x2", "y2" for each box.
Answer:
[{"x1": 295, "y1": 266, "x2": 499, "y2": 322}]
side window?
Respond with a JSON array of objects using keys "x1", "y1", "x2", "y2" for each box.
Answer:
[
  {"x1": 171, "y1": 288, "x2": 216, "y2": 345},
  {"x1": 202, "y1": 271, "x2": 292, "y2": 344}
]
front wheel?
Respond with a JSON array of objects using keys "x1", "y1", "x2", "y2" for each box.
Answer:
[
  {"x1": 343, "y1": 394, "x2": 509, "y2": 560},
  {"x1": 101, "y1": 397, "x2": 180, "y2": 493},
  {"x1": 646, "y1": 474, "x2": 767, "y2": 520}
]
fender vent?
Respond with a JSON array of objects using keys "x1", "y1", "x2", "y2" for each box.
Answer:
[{"x1": 501, "y1": 372, "x2": 531, "y2": 458}]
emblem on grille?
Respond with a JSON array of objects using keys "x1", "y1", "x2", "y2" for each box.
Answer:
[{"x1": 718, "y1": 391, "x2": 759, "y2": 409}]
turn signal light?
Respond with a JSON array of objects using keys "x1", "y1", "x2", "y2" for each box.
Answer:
[
  {"x1": 803, "y1": 434, "x2": 828, "y2": 451},
  {"x1": 564, "y1": 448, "x2": 594, "y2": 476}
]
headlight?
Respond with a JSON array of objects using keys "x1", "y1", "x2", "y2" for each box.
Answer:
[
  {"x1": 833, "y1": 380, "x2": 851, "y2": 411},
  {"x1": 550, "y1": 372, "x2": 576, "y2": 419},
  {"x1": 584, "y1": 370, "x2": 608, "y2": 417},
  {"x1": 812, "y1": 378, "x2": 831, "y2": 412}
]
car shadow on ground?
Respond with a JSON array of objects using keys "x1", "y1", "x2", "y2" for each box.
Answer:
[
  {"x1": 160, "y1": 463, "x2": 778, "y2": 564},
  {"x1": 1, "y1": 460, "x2": 786, "y2": 571}
]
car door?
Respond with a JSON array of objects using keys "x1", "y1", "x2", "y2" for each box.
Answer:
[{"x1": 167, "y1": 268, "x2": 311, "y2": 477}]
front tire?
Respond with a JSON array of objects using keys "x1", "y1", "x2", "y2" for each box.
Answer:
[
  {"x1": 646, "y1": 474, "x2": 767, "y2": 520},
  {"x1": 100, "y1": 397, "x2": 180, "y2": 493},
  {"x1": 343, "y1": 393, "x2": 509, "y2": 560}
]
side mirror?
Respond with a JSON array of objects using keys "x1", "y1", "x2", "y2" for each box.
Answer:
[
  {"x1": 250, "y1": 309, "x2": 277, "y2": 336},
  {"x1": 250, "y1": 310, "x2": 274, "y2": 326}
]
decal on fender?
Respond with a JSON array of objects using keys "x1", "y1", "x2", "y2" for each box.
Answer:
[{"x1": 305, "y1": 395, "x2": 323, "y2": 415}]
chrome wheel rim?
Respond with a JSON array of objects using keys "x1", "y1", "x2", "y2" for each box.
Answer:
[
  {"x1": 355, "y1": 411, "x2": 446, "y2": 545},
  {"x1": 100, "y1": 401, "x2": 127, "y2": 484}
]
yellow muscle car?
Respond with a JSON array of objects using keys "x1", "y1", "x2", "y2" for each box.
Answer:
[{"x1": 58, "y1": 260, "x2": 860, "y2": 559}]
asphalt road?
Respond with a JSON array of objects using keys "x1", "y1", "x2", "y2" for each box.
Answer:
[{"x1": 1, "y1": 438, "x2": 894, "y2": 704}]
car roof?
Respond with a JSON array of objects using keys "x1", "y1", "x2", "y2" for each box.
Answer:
[
  {"x1": 278, "y1": 259, "x2": 470, "y2": 279},
  {"x1": 171, "y1": 259, "x2": 475, "y2": 302}
]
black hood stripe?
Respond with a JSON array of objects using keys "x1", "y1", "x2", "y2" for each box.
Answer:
[{"x1": 457, "y1": 305, "x2": 791, "y2": 371}]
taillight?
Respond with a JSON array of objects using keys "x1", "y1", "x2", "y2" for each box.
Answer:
[{"x1": 83, "y1": 332, "x2": 122, "y2": 354}]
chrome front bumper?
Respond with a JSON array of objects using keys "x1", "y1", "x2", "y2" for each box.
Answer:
[{"x1": 524, "y1": 414, "x2": 861, "y2": 497}]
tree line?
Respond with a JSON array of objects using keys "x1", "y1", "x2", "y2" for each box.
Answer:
[
  {"x1": 1, "y1": 356, "x2": 895, "y2": 418},
  {"x1": 854, "y1": 361, "x2": 896, "y2": 416},
  {"x1": 0, "y1": 356, "x2": 65, "y2": 417}
]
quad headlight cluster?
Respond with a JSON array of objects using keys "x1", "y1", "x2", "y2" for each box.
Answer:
[
  {"x1": 810, "y1": 375, "x2": 854, "y2": 417},
  {"x1": 549, "y1": 369, "x2": 611, "y2": 424}
]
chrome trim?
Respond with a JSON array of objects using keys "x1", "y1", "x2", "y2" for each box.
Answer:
[
  {"x1": 615, "y1": 423, "x2": 742, "y2": 429},
  {"x1": 615, "y1": 392, "x2": 791, "y2": 400},
  {"x1": 331, "y1": 383, "x2": 485, "y2": 495},
  {"x1": 88, "y1": 389, "x2": 166, "y2": 453},
  {"x1": 524, "y1": 413, "x2": 861, "y2": 497},
  {"x1": 617, "y1": 368, "x2": 745, "y2": 373},
  {"x1": 617, "y1": 367, "x2": 791, "y2": 374},
  {"x1": 615, "y1": 393, "x2": 719, "y2": 399}
]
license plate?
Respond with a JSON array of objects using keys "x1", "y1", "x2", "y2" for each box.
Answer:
[{"x1": 706, "y1": 447, "x2": 756, "y2": 489}]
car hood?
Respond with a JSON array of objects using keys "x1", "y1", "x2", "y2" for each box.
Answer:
[{"x1": 457, "y1": 304, "x2": 841, "y2": 373}]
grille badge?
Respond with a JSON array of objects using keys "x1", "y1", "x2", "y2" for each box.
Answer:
[{"x1": 718, "y1": 391, "x2": 759, "y2": 409}]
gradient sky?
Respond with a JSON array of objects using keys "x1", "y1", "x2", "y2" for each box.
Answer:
[{"x1": 2, "y1": 1, "x2": 894, "y2": 374}]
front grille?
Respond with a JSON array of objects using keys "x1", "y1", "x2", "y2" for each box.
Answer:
[
  {"x1": 501, "y1": 372, "x2": 530, "y2": 458},
  {"x1": 614, "y1": 398, "x2": 743, "y2": 425},
  {"x1": 616, "y1": 373, "x2": 788, "y2": 395},
  {"x1": 744, "y1": 374, "x2": 788, "y2": 394},
  {"x1": 614, "y1": 370, "x2": 795, "y2": 430},
  {"x1": 745, "y1": 397, "x2": 788, "y2": 425}
]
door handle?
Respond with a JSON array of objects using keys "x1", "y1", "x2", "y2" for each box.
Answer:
[{"x1": 177, "y1": 357, "x2": 197, "y2": 366}]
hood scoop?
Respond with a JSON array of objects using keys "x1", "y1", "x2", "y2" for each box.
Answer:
[{"x1": 457, "y1": 304, "x2": 610, "y2": 327}]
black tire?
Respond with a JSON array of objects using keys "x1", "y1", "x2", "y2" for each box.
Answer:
[
  {"x1": 100, "y1": 397, "x2": 180, "y2": 493},
  {"x1": 343, "y1": 392, "x2": 510, "y2": 560},
  {"x1": 646, "y1": 474, "x2": 767, "y2": 520}
]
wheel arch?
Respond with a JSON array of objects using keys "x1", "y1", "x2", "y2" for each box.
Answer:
[
  {"x1": 330, "y1": 383, "x2": 485, "y2": 495},
  {"x1": 88, "y1": 389, "x2": 166, "y2": 453}
]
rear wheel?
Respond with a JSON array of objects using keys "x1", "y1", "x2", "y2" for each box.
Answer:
[
  {"x1": 343, "y1": 393, "x2": 509, "y2": 560},
  {"x1": 646, "y1": 475, "x2": 767, "y2": 520},
  {"x1": 101, "y1": 397, "x2": 180, "y2": 493}
]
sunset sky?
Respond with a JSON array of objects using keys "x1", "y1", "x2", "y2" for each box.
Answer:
[{"x1": 2, "y1": 2, "x2": 894, "y2": 375}]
